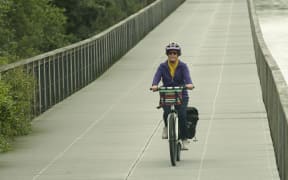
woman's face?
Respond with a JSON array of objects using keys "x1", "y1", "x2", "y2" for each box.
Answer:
[{"x1": 167, "y1": 51, "x2": 178, "y2": 62}]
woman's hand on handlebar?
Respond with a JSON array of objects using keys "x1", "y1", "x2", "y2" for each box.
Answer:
[
  {"x1": 151, "y1": 85, "x2": 158, "y2": 92},
  {"x1": 186, "y1": 84, "x2": 195, "y2": 90}
]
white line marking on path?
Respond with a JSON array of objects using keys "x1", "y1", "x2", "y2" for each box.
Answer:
[{"x1": 196, "y1": 0, "x2": 233, "y2": 179}]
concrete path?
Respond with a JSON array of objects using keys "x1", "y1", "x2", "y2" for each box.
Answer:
[{"x1": 0, "y1": 0, "x2": 280, "y2": 179}]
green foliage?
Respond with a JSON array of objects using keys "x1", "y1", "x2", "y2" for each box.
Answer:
[
  {"x1": 0, "y1": 134, "x2": 11, "y2": 152},
  {"x1": 0, "y1": 0, "x2": 156, "y2": 62},
  {"x1": 3, "y1": 68, "x2": 35, "y2": 135},
  {"x1": 53, "y1": 0, "x2": 121, "y2": 40},
  {"x1": 0, "y1": 80, "x2": 14, "y2": 151},
  {"x1": 0, "y1": 57, "x2": 9, "y2": 66},
  {"x1": 0, "y1": 68, "x2": 35, "y2": 152},
  {"x1": 53, "y1": 0, "x2": 155, "y2": 41},
  {"x1": 0, "y1": 0, "x2": 14, "y2": 62},
  {"x1": 9, "y1": 0, "x2": 69, "y2": 59},
  {"x1": 0, "y1": 0, "x2": 69, "y2": 63}
]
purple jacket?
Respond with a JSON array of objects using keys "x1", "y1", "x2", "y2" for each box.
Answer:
[{"x1": 152, "y1": 60, "x2": 193, "y2": 97}]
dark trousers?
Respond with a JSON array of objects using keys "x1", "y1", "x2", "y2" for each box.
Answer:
[{"x1": 162, "y1": 97, "x2": 188, "y2": 140}]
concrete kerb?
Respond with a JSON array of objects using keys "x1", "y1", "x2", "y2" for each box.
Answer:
[{"x1": 247, "y1": 0, "x2": 288, "y2": 179}]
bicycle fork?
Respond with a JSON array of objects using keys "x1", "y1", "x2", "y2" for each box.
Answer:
[{"x1": 168, "y1": 105, "x2": 179, "y2": 141}]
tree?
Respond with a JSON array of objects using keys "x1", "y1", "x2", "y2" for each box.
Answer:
[
  {"x1": 0, "y1": 0, "x2": 69, "y2": 63},
  {"x1": 0, "y1": 0, "x2": 14, "y2": 64},
  {"x1": 53, "y1": 0, "x2": 125, "y2": 40},
  {"x1": 52, "y1": 0, "x2": 155, "y2": 41},
  {"x1": 0, "y1": 0, "x2": 156, "y2": 64}
]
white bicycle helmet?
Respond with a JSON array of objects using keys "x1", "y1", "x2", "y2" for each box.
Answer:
[{"x1": 165, "y1": 42, "x2": 181, "y2": 56}]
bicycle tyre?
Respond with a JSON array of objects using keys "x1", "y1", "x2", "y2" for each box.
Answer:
[
  {"x1": 176, "y1": 142, "x2": 181, "y2": 161},
  {"x1": 168, "y1": 114, "x2": 177, "y2": 166}
]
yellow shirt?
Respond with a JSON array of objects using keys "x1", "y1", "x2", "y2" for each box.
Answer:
[{"x1": 168, "y1": 59, "x2": 179, "y2": 78}]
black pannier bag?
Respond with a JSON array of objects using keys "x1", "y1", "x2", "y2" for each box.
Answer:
[{"x1": 186, "y1": 107, "x2": 199, "y2": 139}]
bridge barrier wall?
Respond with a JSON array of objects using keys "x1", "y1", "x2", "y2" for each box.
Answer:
[
  {"x1": 0, "y1": 0, "x2": 185, "y2": 116},
  {"x1": 247, "y1": 0, "x2": 288, "y2": 179}
]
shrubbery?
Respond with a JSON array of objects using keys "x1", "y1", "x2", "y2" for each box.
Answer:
[{"x1": 0, "y1": 68, "x2": 34, "y2": 152}]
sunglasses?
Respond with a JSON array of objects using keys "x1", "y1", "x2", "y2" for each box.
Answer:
[{"x1": 168, "y1": 51, "x2": 178, "y2": 55}]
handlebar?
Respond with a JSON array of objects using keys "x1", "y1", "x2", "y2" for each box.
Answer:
[{"x1": 150, "y1": 86, "x2": 194, "y2": 92}]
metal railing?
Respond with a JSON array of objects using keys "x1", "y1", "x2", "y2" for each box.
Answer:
[
  {"x1": 247, "y1": 0, "x2": 288, "y2": 179},
  {"x1": 0, "y1": 0, "x2": 185, "y2": 116}
]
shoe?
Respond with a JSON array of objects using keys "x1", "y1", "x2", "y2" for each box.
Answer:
[
  {"x1": 181, "y1": 139, "x2": 189, "y2": 150},
  {"x1": 162, "y1": 126, "x2": 168, "y2": 139}
]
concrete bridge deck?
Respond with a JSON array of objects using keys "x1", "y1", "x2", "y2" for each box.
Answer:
[{"x1": 0, "y1": 0, "x2": 280, "y2": 179}]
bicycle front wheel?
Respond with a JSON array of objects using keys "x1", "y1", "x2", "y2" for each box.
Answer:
[
  {"x1": 176, "y1": 142, "x2": 181, "y2": 161},
  {"x1": 168, "y1": 114, "x2": 177, "y2": 166}
]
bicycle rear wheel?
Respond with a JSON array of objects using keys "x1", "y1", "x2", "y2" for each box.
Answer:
[{"x1": 168, "y1": 114, "x2": 177, "y2": 166}]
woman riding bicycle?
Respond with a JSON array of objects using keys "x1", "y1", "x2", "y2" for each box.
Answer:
[{"x1": 151, "y1": 42, "x2": 194, "y2": 150}]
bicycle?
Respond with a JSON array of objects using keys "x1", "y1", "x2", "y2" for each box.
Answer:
[{"x1": 151, "y1": 86, "x2": 186, "y2": 166}]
